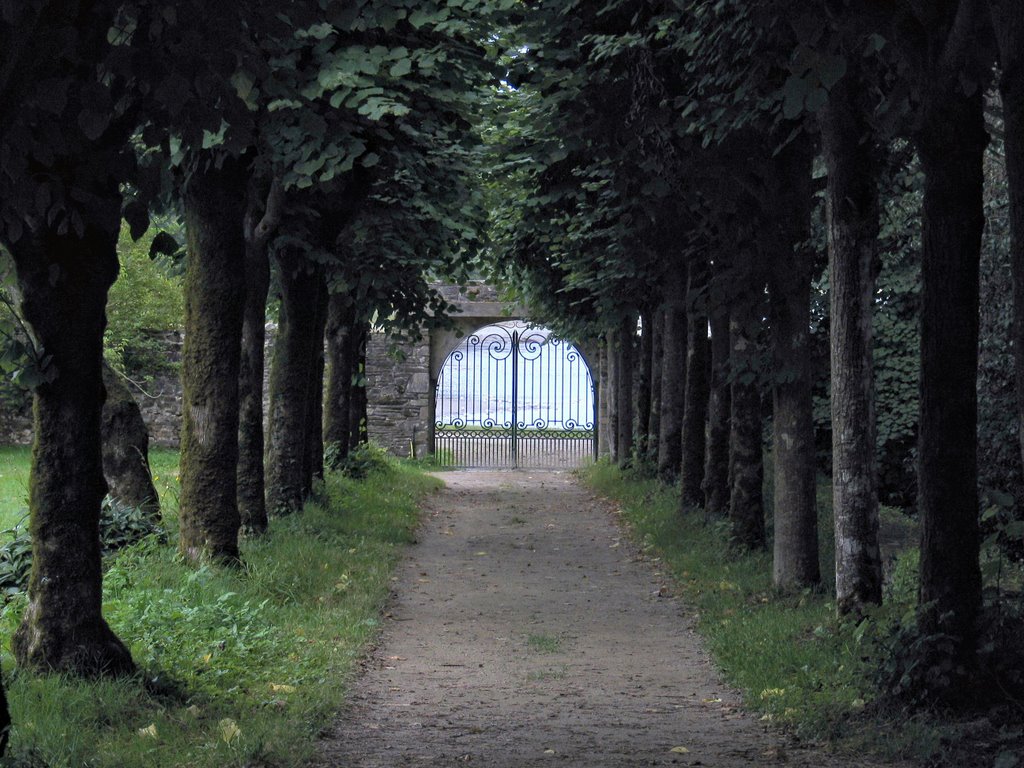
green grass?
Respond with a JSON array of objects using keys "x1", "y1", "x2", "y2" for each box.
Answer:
[
  {"x1": 0, "y1": 452, "x2": 442, "y2": 768},
  {"x1": 581, "y1": 462, "x2": 943, "y2": 762},
  {"x1": 525, "y1": 633, "x2": 563, "y2": 653},
  {"x1": 0, "y1": 447, "x2": 30, "y2": 531}
]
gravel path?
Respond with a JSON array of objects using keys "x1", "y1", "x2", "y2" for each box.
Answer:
[{"x1": 314, "y1": 470, "x2": 884, "y2": 767}]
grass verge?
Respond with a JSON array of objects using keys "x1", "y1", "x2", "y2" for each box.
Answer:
[
  {"x1": 581, "y1": 461, "x2": 957, "y2": 764},
  {"x1": 0, "y1": 454, "x2": 440, "y2": 768}
]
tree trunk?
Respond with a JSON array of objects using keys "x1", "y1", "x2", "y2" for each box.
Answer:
[
  {"x1": 616, "y1": 315, "x2": 635, "y2": 467},
  {"x1": 990, "y1": 1, "x2": 1024, "y2": 487},
  {"x1": 606, "y1": 332, "x2": 620, "y2": 463},
  {"x1": 913, "y1": 88, "x2": 987, "y2": 660},
  {"x1": 597, "y1": 343, "x2": 610, "y2": 457},
  {"x1": 302, "y1": 278, "x2": 328, "y2": 491},
  {"x1": 324, "y1": 294, "x2": 355, "y2": 459},
  {"x1": 681, "y1": 259, "x2": 710, "y2": 510},
  {"x1": 7, "y1": 220, "x2": 133, "y2": 675},
  {"x1": 0, "y1": 672, "x2": 8, "y2": 755},
  {"x1": 728, "y1": 302, "x2": 766, "y2": 551},
  {"x1": 348, "y1": 321, "x2": 369, "y2": 449},
  {"x1": 648, "y1": 307, "x2": 664, "y2": 462},
  {"x1": 704, "y1": 305, "x2": 731, "y2": 520},
  {"x1": 266, "y1": 259, "x2": 323, "y2": 515},
  {"x1": 101, "y1": 362, "x2": 159, "y2": 519},
  {"x1": 178, "y1": 160, "x2": 247, "y2": 564},
  {"x1": 822, "y1": 71, "x2": 883, "y2": 613},
  {"x1": 767, "y1": 142, "x2": 820, "y2": 590},
  {"x1": 658, "y1": 270, "x2": 688, "y2": 482},
  {"x1": 636, "y1": 308, "x2": 653, "y2": 460},
  {"x1": 236, "y1": 210, "x2": 273, "y2": 535}
]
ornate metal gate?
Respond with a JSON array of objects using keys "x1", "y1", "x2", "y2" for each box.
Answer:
[{"x1": 433, "y1": 322, "x2": 596, "y2": 469}]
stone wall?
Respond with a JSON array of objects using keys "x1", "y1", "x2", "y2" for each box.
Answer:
[
  {"x1": 134, "y1": 331, "x2": 184, "y2": 447},
  {"x1": 365, "y1": 332, "x2": 431, "y2": 459},
  {"x1": 0, "y1": 284, "x2": 569, "y2": 462}
]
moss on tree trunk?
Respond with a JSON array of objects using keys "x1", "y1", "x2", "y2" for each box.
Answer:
[
  {"x1": 823, "y1": 71, "x2": 883, "y2": 613},
  {"x1": 8, "y1": 218, "x2": 134, "y2": 675},
  {"x1": 267, "y1": 259, "x2": 324, "y2": 515},
  {"x1": 236, "y1": 232, "x2": 271, "y2": 535},
  {"x1": 302, "y1": 279, "x2": 328, "y2": 492},
  {"x1": 100, "y1": 362, "x2": 159, "y2": 519},
  {"x1": 179, "y1": 160, "x2": 248, "y2": 564}
]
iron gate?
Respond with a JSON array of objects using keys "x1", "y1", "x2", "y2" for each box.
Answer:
[{"x1": 433, "y1": 322, "x2": 596, "y2": 469}]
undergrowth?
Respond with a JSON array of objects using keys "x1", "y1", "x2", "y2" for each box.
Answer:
[
  {"x1": 581, "y1": 461, "x2": 1024, "y2": 766},
  {"x1": 0, "y1": 456, "x2": 440, "y2": 768}
]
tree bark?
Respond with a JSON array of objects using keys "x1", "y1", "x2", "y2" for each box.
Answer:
[
  {"x1": 236, "y1": 179, "x2": 280, "y2": 536},
  {"x1": 648, "y1": 307, "x2": 664, "y2": 462},
  {"x1": 302, "y1": 278, "x2": 328, "y2": 491},
  {"x1": 822, "y1": 71, "x2": 883, "y2": 613},
  {"x1": 913, "y1": 87, "x2": 987, "y2": 659},
  {"x1": 178, "y1": 160, "x2": 247, "y2": 564},
  {"x1": 348, "y1": 321, "x2": 369, "y2": 449},
  {"x1": 658, "y1": 269, "x2": 689, "y2": 482},
  {"x1": 681, "y1": 259, "x2": 710, "y2": 510},
  {"x1": 766, "y1": 142, "x2": 820, "y2": 590},
  {"x1": 606, "y1": 332, "x2": 620, "y2": 463},
  {"x1": 616, "y1": 315, "x2": 635, "y2": 467},
  {"x1": 704, "y1": 304, "x2": 731, "y2": 520},
  {"x1": 7, "y1": 218, "x2": 134, "y2": 675},
  {"x1": 0, "y1": 672, "x2": 8, "y2": 755},
  {"x1": 636, "y1": 308, "x2": 653, "y2": 461},
  {"x1": 728, "y1": 299, "x2": 766, "y2": 551},
  {"x1": 989, "y1": 1, "x2": 1024, "y2": 486},
  {"x1": 324, "y1": 293, "x2": 355, "y2": 459},
  {"x1": 100, "y1": 362, "x2": 159, "y2": 519},
  {"x1": 597, "y1": 343, "x2": 610, "y2": 457},
  {"x1": 266, "y1": 259, "x2": 324, "y2": 515}
]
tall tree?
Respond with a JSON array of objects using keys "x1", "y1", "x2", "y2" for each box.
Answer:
[
  {"x1": 1, "y1": 0, "x2": 135, "y2": 674},
  {"x1": 680, "y1": 258, "x2": 710, "y2": 509},
  {"x1": 178, "y1": 158, "x2": 248, "y2": 562},
  {"x1": 821, "y1": 58, "x2": 884, "y2": 613}
]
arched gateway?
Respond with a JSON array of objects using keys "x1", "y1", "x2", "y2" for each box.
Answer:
[
  {"x1": 433, "y1": 321, "x2": 596, "y2": 468},
  {"x1": 364, "y1": 284, "x2": 599, "y2": 468}
]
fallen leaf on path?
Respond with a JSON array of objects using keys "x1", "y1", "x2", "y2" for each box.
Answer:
[{"x1": 670, "y1": 746, "x2": 690, "y2": 754}]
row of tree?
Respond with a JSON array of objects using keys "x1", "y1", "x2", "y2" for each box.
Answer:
[
  {"x1": 493, "y1": 0, "x2": 1024, "y2": 702},
  {"x1": 0, "y1": 0, "x2": 513, "y2": 692}
]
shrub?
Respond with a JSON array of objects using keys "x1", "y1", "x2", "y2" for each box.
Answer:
[
  {"x1": 0, "y1": 498, "x2": 165, "y2": 598},
  {"x1": 325, "y1": 441, "x2": 393, "y2": 479}
]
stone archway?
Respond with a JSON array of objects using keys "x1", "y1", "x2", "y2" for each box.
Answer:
[
  {"x1": 432, "y1": 320, "x2": 596, "y2": 468},
  {"x1": 364, "y1": 284, "x2": 601, "y2": 463}
]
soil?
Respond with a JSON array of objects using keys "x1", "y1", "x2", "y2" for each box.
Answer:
[{"x1": 314, "y1": 470, "x2": 889, "y2": 767}]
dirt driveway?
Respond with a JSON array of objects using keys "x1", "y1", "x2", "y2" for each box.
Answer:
[{"x1": 315, "y1": 470, "x2": 880, "y2": 767}]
